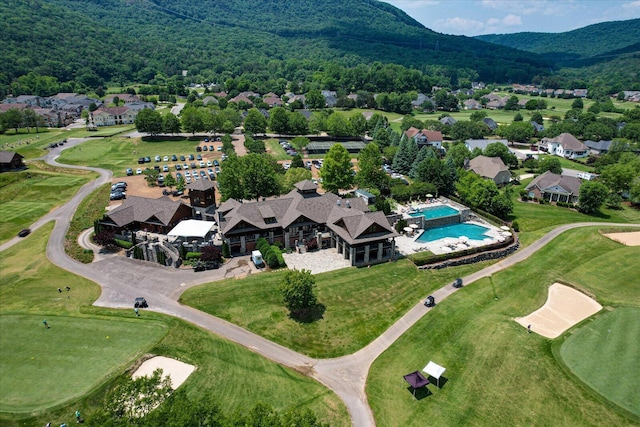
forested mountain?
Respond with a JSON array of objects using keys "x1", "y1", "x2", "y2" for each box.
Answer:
[
  {"x1": 0, "y1": 0, "x2": 550, "y2": 95},
  {"x1": 476, "y1": 19, "x2": 640, "y2": 66}
]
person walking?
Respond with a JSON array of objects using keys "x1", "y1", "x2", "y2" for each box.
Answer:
[
  {"x1": 134, "y1": 308, "x2": 139, "y2": 317},
  {"x1": 527, "y1": 324, "x2": 532, "y2": 334},
  {"x1": 43, "y1": 319, "x2": 49, "y2": 329},
  {"x1": 75, "y1": 410, "x2": 81, "y2": 423}
]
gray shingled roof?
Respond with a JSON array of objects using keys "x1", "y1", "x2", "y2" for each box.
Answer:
[
  {"x1": 0, "y1": 151, "x2": 24, "y2": 163},
  {"x1": 187, "y1": 179, "x2": 216, "y2": 191},
  {"x1": 525, "y1": 171, "x2": 581, "y2": 196},
  {"x1": 105, "y1": 196, "x2": 189, "y2": 227},
  {"x1": 545, "y1": 133, "x2": 588, "y2": 152},
  {"x1": 468, "y1": 155, "x2": 508, "y2": 180}
]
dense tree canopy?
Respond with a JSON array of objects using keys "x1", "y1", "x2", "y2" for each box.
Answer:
[{"x1": 320, "y1": 144, "x2": 354, "y2": 193}]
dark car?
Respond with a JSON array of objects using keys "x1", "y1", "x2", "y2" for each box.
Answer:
[
  {"x1": 138, "y1": 157, "x2": 145, "y2": 164},
  {"x1": 193, "y1": 262, "x2": 206, "y2": 272},
  {"x1": 196, "y1": 146, "x2": 202, "y2": 152},
  {"x1": 171, "y1": 154, "x2": 178, "y2": 161},
  {"x1": 205, "y1": 261, "x2": 220, "y2": 270},
  {"x1": 202, "y1": 145, "x2": 208, "y2": 151},
  {"x1": 175, "y1": 164, "x2": 182, "y2": 170},
  {"x1": 424, "y1": 295, "x2": 436, "y2": 307},
  {"x1": 126, "y1": 168, "x2": 133, "y2": 176},
  {"x1": 18, "y1": 228, "x2": 31, "y2": 238},
  {"x1": 110, "y1": 192, "x2": 126, "y2": 200},
  {"x1": 452, "y1": 278, "x2": 463, "y2": 288},
  {"x1": 196, "y1": 154, "x2": 203, "y2": 161},
  {"x1": 190, "y1": 162, "x2": 197, "y2": 169},
  {"x1": 204, "y1": 137, "x2": 210, "y2": 142},
  {"x1": 209, "y1": 145, "x2": 214, "y2": 151},
  {"x1": 189, "y1": 154, "x2": 195, "y2": 160},
  {"x1": 180, "y1": 155, "x2": 186, "y2": 161},
  {"x1": 144, "y1": 156, "x2": 151, "y2": 163},
  {"x1": 134, "y1": 297, "x2": 148, "y2": 308}
]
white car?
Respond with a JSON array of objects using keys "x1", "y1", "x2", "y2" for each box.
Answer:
[
  {"x1": 136, "y1": 168, "x2": 142, "y2": 175},
  {"x1": 162, "y1": 165, "x2": 169, "y2": 172},
  {"x1": 184, "y1": 171, "x2": 191, "y2": 177},
  {"x1": 206, "y1": 160, "x2": 213, "y2": 167},
  {"x1": 163, "y1": 156, "x2": 169, "y2": 162},
  {"x1": 199, "y1": 161, "x2": 206, "y2": 168}
]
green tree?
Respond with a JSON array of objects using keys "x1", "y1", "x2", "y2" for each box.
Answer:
[
  {"x1": 578, "y1": 181, "x2": 608, "y2": 214},
  {"x1": 243, "y1": 154, "x2": 280, "y2": 200},
  {"x1": 531, "y1": 111, "x2": 543, "y2": 125},
  {"x1": 326, "y1": 113, "x2": 351, "y2": 137},
  {"x1": 504, "y1": 95, "x2": 519, "y2": 110},
  {"x1": 135, "y1": 108, "x2": 164, "y2": 136},
  {"x1": 348, "y1": 113, "x2": 367, "y2": 136},
  {"x1": 415, "y1": 156, "x2": 455, "y2": 196},
  {"x1": 600, "y1": 161, "x2": 639, "y2": 194},
  {"x1": 291, "y1": 154, "x2": 304, "y2": 169},
  {"x1": 164, "y1": 172, "x2": 176, "y2": 190},
  {"x1": 279, "y1": 269, "x2": 318, "y2": 317},
  {"x1": 538, "y1": 157, "x2": 563, "y2": 174},
  {"x1": 356, "y1": 143, "x2": 389, "y2": 191},
  {"x1": 244, "y1": 108, "x2": 268, "y2": 135},
  {"x1": 306, "y1": 89, "x2": 325, "y2": 109},
  {"x1": 180, "y1": 107, "x2": 204, "y2": 135},
  {"x1": 281, "y1": 167, "x2": 312, "y2": 192},
  {"x1": 572, "y1": 98, "x2": 584, "y2": 109},
  {"x1": 391, "y1": 135, "x2": 418, "y2": 175},
  {"x1": 2, "y1": 108, "x2": 23, "y2": 133},
  {"x1": 269, "y1": 107, "x2": 289, "y2": 135},
  {"x1": 320, "y1": 143, "x2": 354, "y2": 193},
  {"x1": 484, "y1": 142, "x2": 518, "y2": 168},
  {"x1": 175, "y1": 175, "x2": 186, "y2": 192},
  {"x1": 445, "y1": 142, "x2": 471, "y2": 168},
  {"x1": 217, "y1": 156, "x2": 245, "y2": 200},
  {"x1": 162, "y1": 112, "x2": 181, "y2": 134},
  {"x1": 143, "y1": 167, "x2": 160, "y2": 186},
  {"x1": 469, "y1": 110, "x2": 487, "y2": 122},
  {"x1": 288, "y1": 111, "x2": 309, "y2": 135},
  {"x1": 497, "y1": 121, "x2": 534, "y2": 143},
  {"x1": 513, "y1": 112, "x2": 523, "y2": 122},
  {"x1": 450, "y1": 120, "x2": 488, "y2": 141}
]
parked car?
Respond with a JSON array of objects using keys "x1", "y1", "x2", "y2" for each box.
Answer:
[
  {"x1": 162, "y1": 165, "x2": 169, "y2": 172},
  {"x1": 202, "y1": 145, "x2": 208, "y2": 151},
  {"x1": 183, "y1": 163, "x2": 189, "y2": 169},
  {"x1": 424, "y1": 295, "x2": 436, "y2": 307},
  {"x1": 134, "y1": 297, "x2": 148, "y2": 308},
  {"x1": 136, "y1": 168, "x2": 143, "y2": 175},
  {"x1": 110, "y1": 192, "x2": 126, "y2": 200},
  {"x1": 172, "y1": 190, "x2": 183, "y2": 196},
  {"x1": 196, "y1": 146, "x2": 202, "y2": 152},
  {"x1": 153, "y1": 165, "x2": 160, "y2": 171},
  {"x1": 452, "y1": 278, "x2": 463, "y2": 288},
  {"x1": 206, "y1": 160, "x2": 213, "y2": 167},
  {"x1": 196, "y1": 154, "x2": 203, "y2": 161},
  {"x1": 180, "y1": 155, "x2": 186, "y2": 161},
  {"x1": 189, "y1": 154, "x2": 195, "y2": 160},
  {"x1": 175, "y1": 164, "x2": 182, "y2": 171},
  {"x1": 213, "y1": 159, "x2": 219, "y2": 167},
  {"x1": 184, "y1": 171, "x2": 191, "y2": 177},
  {"x1": 199, "y1": 161, "x2": 206, "y2": 168},
  {"x1": 144, "y1": 156, "x2": 151, "y2": 163},
  {"x1": 176, "y1": 172, "x2": 183, "y2": 180},
  {"x1": 171, "y1": 154, "x2": 178, "y2": 161},
  {"x1": 200, "y1": 170, "x2": 206, "y2": 177},
  {"x1": 154, "y1": 155, "x2": 161, "y2": 162},
  {"x1": 163, "y1": 156, "x2": 169, "y2": 162},
  {"x1": 138, "y1": 157, "x2": 145, "y2": 164},
  {"x1": 126, "y1": 168, "x2": 133, "y2": 176},
  {"x1": 217, "y1": 145, "x2": 222, "y2": 151},
  {"x1": 17, "y1": 228, "x2": 31, "y2": 238},
  {"x1": 190, "y1": 162, "x2": 197, "y2": 169},
  {"x1": 204, "y1": 137, "x2": 209, "y2": 142},
  {"x1": 209, "y1": 145, "x2": 214, "y2": 151}
]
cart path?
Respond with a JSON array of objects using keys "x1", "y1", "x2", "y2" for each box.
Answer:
[{"x1": 2, "y1": 140, "x2": 639, "y2": 426}]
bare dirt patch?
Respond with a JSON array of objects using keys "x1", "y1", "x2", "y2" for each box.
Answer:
[
  {"x1": 515, "y1": 283, "x2": 602, "y2": 339},
  {"x1": 603, "y1": 231, "x2": 640, "y2": 246}
]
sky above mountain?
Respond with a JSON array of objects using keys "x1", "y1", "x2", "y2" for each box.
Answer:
[{"x1": 383, "y1": 0, "x2": 640, "y2": 36}]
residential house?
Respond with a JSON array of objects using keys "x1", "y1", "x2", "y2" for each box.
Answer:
[
  {"x1": 104, "y1": 94, "x2": 142, "y2": 104},
  {"x1": 263, "y1": 96, "x2": 283, "y2": 107},
  {"x1": 540, "y1": 133, "x2": 588, "y2": 159},
  {"x1": 467, "y1": 155, "x2": 511, "y2": 185},
  {"x1": 573, "y1": 89, "x2": 588, "y2": 98},
  {"x1": 517, "y1": 98, "x2": 529, "y2": 108},
  {"x1": 321, "y1": 90, "x2": 338, "y2": 107},
  {"x1": 403, "y1": 127, "x2": 443, "y2": 150},
  {"x1": 287, "y1": 94, "x2": 306, "y2": 107},
  {"x1": 3, "y1": 95, "x2": 43, "y2": 107},
  {"x1": 486, "y1": 96, "x2": 508, "y2": 110},
  {"x1": 217, "y1": 180, "x2": 397, "y2": 266},
  {"x1": 0, "y1": 103, "x2": 28, "y2": 113},
  {"x1": 530, "y1": 121, "x2": 545, "y2": 134},
  {"x1": 482, "y1": 117, "x2": 498, "y2": 131},
  {"x1": 0, "y1": 151, "x2": 25, "y2": 171},
  {"x1": 412, "y1": 93, "x2": 434, "y2": 109},
  {"x1": 202, "y1": 96, "x2": 219, "y2": 106},
  {"x1": 439, "y1": 116, "x2": 457, "y2": 126},
  {"x1": 584, "y1": 140, "x2": 613, "y2": 155},
  {"x1": 91, "y1": 106, "x2": 140, "y2": 126},
  {"x1": 229, "y1": 94, "x2": 253, "y2": 106},
  {"x1": 525, "y1": 171, "x2": 582, "y2": 203},
  {"x1": 99, "y1": 196, "x2": 192, "y2": 234},
  {"x1": 214, "y1": 91, "x2": 228, "y2": 99},
  {"x1": 463, "y1": 99, "x2": 482, "y2": 110}
]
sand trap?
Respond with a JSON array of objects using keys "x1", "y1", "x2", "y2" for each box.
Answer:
[
  {"x1": 132, "y1": 356, "x2": 195, "y2": 389},
  {"x1": 515, "y1": 283, "x2": 602, "y2": 338},
  {"x1": 603, "y1": 231, "x2": 640, "y2": 246}
]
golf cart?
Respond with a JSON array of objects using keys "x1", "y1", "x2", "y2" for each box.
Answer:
[
  {"x1": 424, "y1": 295, "x2": 435, "y2": 307},
  {"x1": 134, "y1": 297, "x2": 148, "y2": 308},
  {"x1": 452, "y1": 278, "x2": 463, "y2": 288}
]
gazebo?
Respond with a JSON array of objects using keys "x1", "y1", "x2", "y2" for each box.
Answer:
[
  {"x1": 167, "y1": 219, "x2": 215, "y2": 242},
  {"x1": 403, "y1": 371, "x2": 430, "y2": 397},
  {"x1": 423, "y1": 361, "x2": 446, "y2": 388}
]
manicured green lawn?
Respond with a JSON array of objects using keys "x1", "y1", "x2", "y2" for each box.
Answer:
[
  {"x1": 181, "y1": 259, "x2": 493, "y2": 358},
  {"x1": 536, "y1": 154, "x2": 593, "y2": 172},
  {"x1": 0, "y1": 314, "x2": 167, "y2": 413},
  {"x1": 0, "y1": 225, "x2": 349, "y2": 426},
  {"x1": 57, "y1": 135, "x2": 203, "y2": 176},
  {"x1": 0, "y1": 163, "x2": 96, "y2": 243},
  {"x1": 64, "y1": 183, "x2": 111, "y2": 263},
  {"x1": 558, "y1": 307, "x2": 640, "y2": 417},
  {"x1": 367, "y1": 227, "x2": 639, "y2": 426}
]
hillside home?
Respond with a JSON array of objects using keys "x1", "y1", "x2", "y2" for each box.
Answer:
[
  {"x1": 91, "y1": 106, "x2": 138, "y2": 126},
  {"x1": 463, "y1": 99, "x2": 482, "y2": 110},
  {"x1": 464, "y1": 139, "x2": 509, "y2": 152},
  {"x1": 439, "y1": 116, "x2": 457, "y2": 126},
  {"x1": 229, "y1": 94, "x2": 253, "y2": 106},
  {"x1": 482, "y1": 117, "x2": 498, "y2": 131},
  {"x1": 525, "y1": 171, "x2": 582, "y2": 203},
  {"x1": 217, "y1": 180, "x2": 397, "y2": 266},
  {"x1": 467, "y1": 155, "x2": 511, "y2": 185},
  {"x1": 540, "y1": 133, "x2": 588, "y2": 159},
  {"x1": 584, "y1": 140, "x2": 613, "y2": 155},
  {"x1": 403, "y1": 127, "x2": 443, "y2": 150},
  {"x1": 99, "y1": 196, "x2": 192, "y2": 234}
]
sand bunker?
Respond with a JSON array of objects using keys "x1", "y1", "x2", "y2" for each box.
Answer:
[
  {"x1": 132, "y1": 356, "x2": 195, "y2": 389},
  {"x1": 603, "y1": 231, "x2": 640, "y2": 246},
  {"x1": 515, "y1": 283, "x2": 602, "y2": 339}
]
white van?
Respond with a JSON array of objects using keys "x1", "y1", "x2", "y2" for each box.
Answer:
[{"x1": 251, "y1": 250, "x2": 264, "y2": 268}]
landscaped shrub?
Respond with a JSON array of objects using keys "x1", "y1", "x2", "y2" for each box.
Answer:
[
  {"x1": 265, "y1": 251, "x2": 279, "y2": 269},
  {"x1": 271, "y1": 246, "x2": 286, "y2": 267},
  {"x1": 222, "y1": 242, "x2": 230, "y2": 258},
  {"x1": 511, "y1": 221, "x2": 520, "y2": 232},
  {"x1": 200, "y1": 245, "x2": 222, "y2": 262},
  {"x1": 256, "y1": 237, "x2": 269, "y2": 250},
  {"x1": 257, "y1": 240, "x2": 270, "y2": 254},
  {"x1": 395, "y1": 219, "x2": 408, "y2": 234},
  {"x1": 114, "y1": 239, "x2": 133, "y2": 249},
  {"x1": 186, "y1": 252, "x2": 201, "y2": 260}
]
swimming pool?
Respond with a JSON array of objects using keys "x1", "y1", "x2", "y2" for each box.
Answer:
[
  {"x1": 416, "y1": 223, "x2": 491, "y2": 243},
  {"x1": 408, "y1": 205, "x2": 459, "y2": 219}
]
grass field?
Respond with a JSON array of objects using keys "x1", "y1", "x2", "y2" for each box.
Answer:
[
  {"x1": 64, "y1": 183, "x2": 111, "y2": 263},
  {"x1": 57, "y1": 135, "x2": 203, "y2": 176},
  {"x1": 558, "y1": 307, "x2": 640, "y2": 417},
  {"x1": 0, "y1": 225, "x2": 349, "y2": 426},
  {"x1": 367, "y1": 227, "x2": 640, "y2": 426},
  {"x1": 0, "y1": 314, "x2": 167, "y2": 413},
  {"x1": 0, "y1": 163, "x2": 96, "y2": 243},
  {"x1": 181, "y1": 259, "x2": 493, "y2": 358}
]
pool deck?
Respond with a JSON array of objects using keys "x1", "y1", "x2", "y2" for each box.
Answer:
[{"x1": 395, "y1": 201, "x2": 508, "y2": 255}]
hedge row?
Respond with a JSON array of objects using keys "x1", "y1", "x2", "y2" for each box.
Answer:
[
  {"x1": 408, "y1": 236, "x2": 515, "y2": 267},
  {"x1": 115, "y1": 239, "x2": 133, "y2": 249},
  {"x1": 256, "y1": 237, "x2": 286, "y2": 269}
]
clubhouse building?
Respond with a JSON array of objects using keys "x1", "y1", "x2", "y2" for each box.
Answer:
[{"x1": 217, "y1": 180, "x2": 398, "y2": 266}]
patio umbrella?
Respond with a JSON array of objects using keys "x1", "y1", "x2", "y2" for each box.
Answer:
[
  {"x1": 426, "y1": 194, "x2": 433, "y2": 198},
  {"x1": 409, "y1": 223, "x2": 419, "y2": 229},
  {"x1": 500, "y1": 225, "x2": 510, "y2": 231},
  {"x1": 502, "y1": 231, "x2": 512, "y2": 236},
  {"x1": 404, "y1": 227, "x2": 413, "y2": 233},
  {"x1": 459, "y1": 236, "x2": 469, "y2": 243}
]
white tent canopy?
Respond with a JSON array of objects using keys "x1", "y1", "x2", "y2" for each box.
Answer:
[
  {"x1": 167, "y1": 220, "x2": 215, "y2": 240},
  {"x1": 423, "y1": 361, "x2": 446, "y2": 387}
]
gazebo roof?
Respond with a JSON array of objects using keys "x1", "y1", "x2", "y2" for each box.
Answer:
[{"x1": 403, "y1": 371, "x2": 430, "y2": 389}]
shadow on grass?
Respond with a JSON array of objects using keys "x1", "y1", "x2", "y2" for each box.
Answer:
[
  {"x1": 426, "y1": 375, "x2": 448, "y2": 389},
  {"x1": 406, "y1": 386, "x2": 432, "y2": 400},
  {"x1": 289, "y1": 303, "x2": 326, "y2": 323}
]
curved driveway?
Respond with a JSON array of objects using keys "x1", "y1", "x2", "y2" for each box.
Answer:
[{"x1": 2, "y1": 141, "x2": 638, "y2": 426}]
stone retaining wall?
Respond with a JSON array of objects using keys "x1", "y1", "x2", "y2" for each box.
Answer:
[{"x1": 418, "y1": 239, "x2": 520, "y2": 270}]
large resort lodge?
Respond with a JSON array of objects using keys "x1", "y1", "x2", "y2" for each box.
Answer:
[{"x1": 217, "y1": 180, "x2": 398, "y2": 266}]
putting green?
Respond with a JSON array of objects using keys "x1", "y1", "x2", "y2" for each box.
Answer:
[
  {"x1": 0, "y1": 314, "x2": 167, "y2": 413},
  {"x1": 558, "y1": 307, "x2": 640, "y2": 417}
]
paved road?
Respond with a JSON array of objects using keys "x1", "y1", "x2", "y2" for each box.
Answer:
[{"x1": 2, "y1": 140, "x2": 638, "y2": 426}]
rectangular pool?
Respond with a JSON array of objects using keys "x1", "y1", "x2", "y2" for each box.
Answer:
[
  {"x1": 416, "y1": 223, "x2": 491, "y2": 243},
  {"x1": 408, "y1": 205, "x2": 459, "y2": 219}
]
